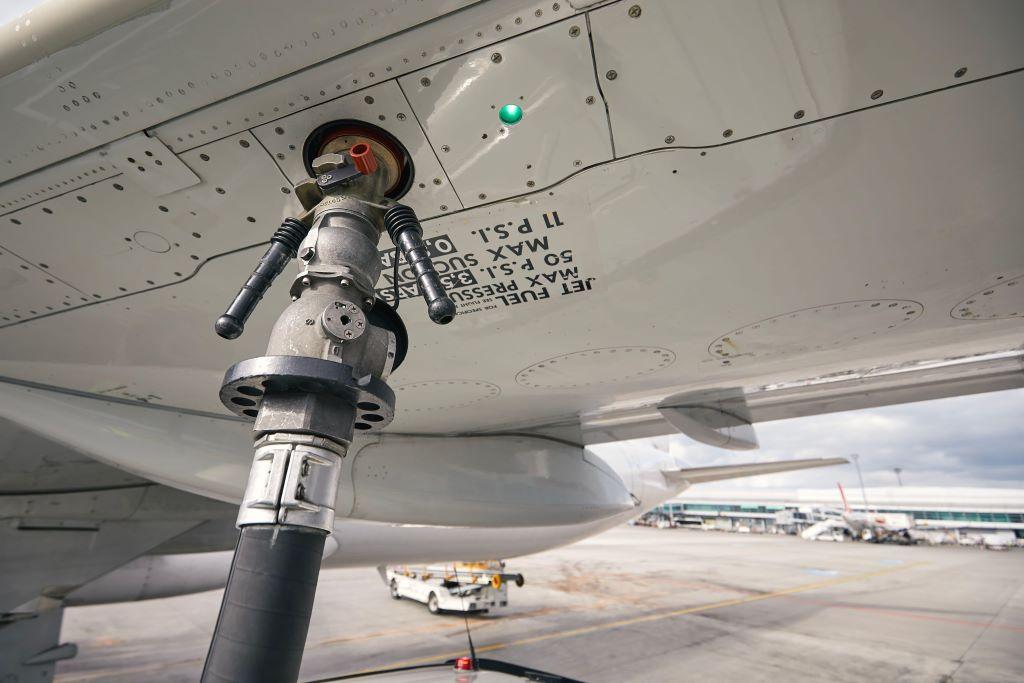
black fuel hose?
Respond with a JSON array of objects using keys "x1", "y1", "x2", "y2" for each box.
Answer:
[{"x1": 201, "y1": 525, "x2": 326, "y2": 683}]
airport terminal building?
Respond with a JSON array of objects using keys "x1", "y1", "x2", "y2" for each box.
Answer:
[{"x1": 655, "y1": 487, "x2": 1024, "y2": 542}]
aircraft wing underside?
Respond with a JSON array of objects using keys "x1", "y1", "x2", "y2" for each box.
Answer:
[{"x1": 0, "y1": 0, "x2": 1021, "y2": 490}]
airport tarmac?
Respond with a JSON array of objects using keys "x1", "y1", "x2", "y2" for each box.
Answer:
[{"x1": 55, "y1": 526, "x2": 1024, "y2": 682}]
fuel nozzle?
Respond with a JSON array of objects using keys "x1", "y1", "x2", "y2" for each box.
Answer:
[
  {"x1": 205, "y1": 122, "x2": 450, "y2": 683},
  {"x1": 214, "y1": 147, "x2": 371, "y2": 340},
  {"x1": 383, "y1": 204, "x2": 457, "y2": 325},
  {"x1": 214, "y1": 133, "x2": 454, "y2": 339}
]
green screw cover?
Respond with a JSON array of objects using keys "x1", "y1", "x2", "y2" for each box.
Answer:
[{"x1": 498, "y1": 103, "x2": 523, "y2": 125}]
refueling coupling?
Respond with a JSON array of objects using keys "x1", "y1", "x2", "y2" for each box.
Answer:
[{"x1": 203, "y1": 135, "x2": 455, "y2": 683}]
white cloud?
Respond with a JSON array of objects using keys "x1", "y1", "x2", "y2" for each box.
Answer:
[{"x1": 667, "y1": 387, "x2": 1024, "y2": 490}]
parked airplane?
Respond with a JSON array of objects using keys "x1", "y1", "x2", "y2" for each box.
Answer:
[
  {"x1": 800, "y1": 483, "x2": 913, "y2": 543},
  {"x1": 0, "y1": 1, "x2": 1021, "y2": 681},
  {"x1": 835, "y1": 482, "x2": 914, "y2": 542}
]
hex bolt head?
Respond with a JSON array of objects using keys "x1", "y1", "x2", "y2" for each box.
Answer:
[
  {"x1": 628, "y1": 5, "x2": 642, "y2": 18},
  {"x1": 299, "y1": 246, "x2": 315, "y2": 261}
]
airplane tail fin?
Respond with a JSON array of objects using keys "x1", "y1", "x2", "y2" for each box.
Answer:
[
  {"x1": 837, "y1": 482, "x2": 851, "y2": 514},
  {"x1": 661, "y1": 457, "x2": 848, "y2": 486}
]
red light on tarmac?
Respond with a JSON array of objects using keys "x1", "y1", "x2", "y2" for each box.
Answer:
[{"x1": 454, "y1": 656, "x2": 476, "y2": 671}]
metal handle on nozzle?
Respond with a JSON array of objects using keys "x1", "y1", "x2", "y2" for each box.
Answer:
[
  {"x1": 215, "y1": 218, "x2": 310, "y2": 340},
  {"x1": 383, "y1": 204, "x2": 456, "y2": 325}
]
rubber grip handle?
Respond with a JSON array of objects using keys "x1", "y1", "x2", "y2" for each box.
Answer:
[
  {"x1": 215, "y1": 242, "x2": 293, "y2": 339},
  {"x1": 393, "y1": 228, "x2": 457, "y2": 324},
  {"x1": 384, "y1": 204, "x2": 456, "y2": 325},
  {"x1": 215, "y1": 218, "x2": 309, "y2": 340}
]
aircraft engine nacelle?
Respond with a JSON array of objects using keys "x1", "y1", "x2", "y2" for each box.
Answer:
[
  {"x1": 337, "y1": 435, "x2": 636, "y2": 527},
  {"x1": 65, "y1": 551, "x2": 233, "y2": 606}
]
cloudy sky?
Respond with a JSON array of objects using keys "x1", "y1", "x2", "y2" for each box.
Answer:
[
  {"x1": 661, "y1": 387, "x2": 1024, "y2": 491},
  {"x1": 0, "y1": 1, "x2": 42, "y2": 25}
]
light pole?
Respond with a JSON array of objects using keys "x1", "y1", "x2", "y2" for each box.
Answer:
[
  {"x1": 894, "y1": 467, "x2": 904, "y2": 487},
  {"x1": 850, "y1": 453, "x2": 869, "y2": 510}
]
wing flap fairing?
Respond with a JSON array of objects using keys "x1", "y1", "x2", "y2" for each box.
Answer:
[{"x1": 662, "y1": 457, "x2": 848, "y2": 486}]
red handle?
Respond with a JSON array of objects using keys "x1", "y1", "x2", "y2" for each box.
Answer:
[{"x1": 349, "y1": 143, "x2": 378, "y2": 175}]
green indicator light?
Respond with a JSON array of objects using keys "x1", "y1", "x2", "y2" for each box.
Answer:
[{"x1": 498, "y1": 103, "x2": 523, "y2": 125}]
